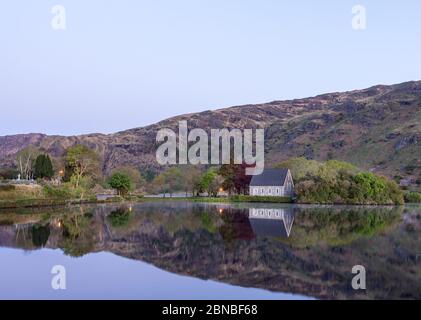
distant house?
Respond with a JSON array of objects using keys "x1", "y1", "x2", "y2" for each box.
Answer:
[{"x1": 249, "y1": 168, "x2": 294, "y2": 197}]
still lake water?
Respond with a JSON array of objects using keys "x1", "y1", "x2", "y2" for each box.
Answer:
[{"x1": 0, "y1": 201, "x2": 420, "y2": 300}]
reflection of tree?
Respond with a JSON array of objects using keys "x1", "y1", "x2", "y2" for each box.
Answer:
[
  {"x1": 31, "y1": 224, "x2": 50, "y2": 247},
  {"x1": 219, "y1": 208, "x2": 254, "y2": 243},
  {"x1": 282, "y1": 206, "x2": 403, "y2": 247},
  {"x1": 62, "y1": 213, "x2": 91, "y2": 238},
  {"x1": 60, "y1": 212, "x2": 95, "y2": 257},
  {"x1": 200, "y1": 212, "x2": 217, "y2": 234},
  {"x1": 107, "y1": 207, "x2": 132, "y2": 228}
]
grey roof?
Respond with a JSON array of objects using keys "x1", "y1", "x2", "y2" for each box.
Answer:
[
  {"x1": 249, "y1": 218, "x2": 289, "y2": 238},
  {"x1": 249, "y1": 168, "x2": 289, "y2": 187}
]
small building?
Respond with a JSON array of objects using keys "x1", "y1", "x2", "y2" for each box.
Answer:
[
  {"x1": 248, "y1": 207, "x2": 295, "y2": 238},
  {"x1": 249, "y1": 168, "x2": 294, "y2": 197}
]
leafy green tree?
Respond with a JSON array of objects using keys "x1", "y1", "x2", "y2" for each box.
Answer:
[
  {"x1": 65, "y1": 145, "x2": 100, "y2": 188},
  {"x1": 34, "y1": 154, "x2": 54, "y2": 179},
  {"x1": 200, "y1": 168, "x2": 223, "y2": 197},
  {"x1": 108, "y1": 172, "x2": 133, "y2": 195},
  {"x1": 110, "y1": 166, "x2": 144, "y2": 190}
]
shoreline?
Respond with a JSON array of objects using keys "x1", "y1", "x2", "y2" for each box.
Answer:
[{"x1": 0, "y1": 195, "x2": 414, "y2": 211}]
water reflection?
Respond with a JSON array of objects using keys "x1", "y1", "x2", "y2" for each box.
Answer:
[
  {"x1": 0, "y1": 202, "x2": 420, "y2": 299},
  {"x1": 249, "y1": 208, "x2": 294, "y2": 238}
]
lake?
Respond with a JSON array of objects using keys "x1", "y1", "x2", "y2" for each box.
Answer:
[{"x1": 0, "y1": 201, "x2": 420, "y2": 300}]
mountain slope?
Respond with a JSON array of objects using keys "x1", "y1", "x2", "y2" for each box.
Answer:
[{"x1": 1, "y1": 80, "x2": 420, "y2": 188}]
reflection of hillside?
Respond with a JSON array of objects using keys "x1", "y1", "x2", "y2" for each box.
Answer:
[{"x1": 0, "y1": 202, "x2": 420, "y2": 299}]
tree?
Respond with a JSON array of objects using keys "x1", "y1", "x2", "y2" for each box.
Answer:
[
  {"x1": 143, "y1": 169, "x2": 157, "y2": 183},
  {"x1": 16, "y1": 146, "x2": 40, "y2": 180},
  {"x1": 219, "y1": 164, "x2": 236, "y2": 195},
  {"x1": 219, "y1": 163, "x2": 253, "y2": 195},
  {"x1": 200, "y1": 168, "x2": 223, "y2": 197},
  {"x1": 34, "y1": 154, "x2": 54, "y2": 179},
  {"x1": 108, "y1": 172, "x2": 133, "y2": 196},
  {"x1": 152, "y1": 174, "x2": 169, "y2": 197},
  {"x1": 65, "y1": 145, "x2": 100, "y2": 188},
  {"x1": 163, "y1": 167, "x2": 183, "y2": 197},
  {"x1": 180, "y1": 165, "x2": 202, "y2": 197},
  {"x1": 110, "y1": 166, "x2": 144, "y2": 190}
]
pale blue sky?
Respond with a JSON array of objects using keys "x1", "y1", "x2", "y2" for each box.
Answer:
[{"x1": 1, "y1": 0, "x2": 420, "y2": 136}]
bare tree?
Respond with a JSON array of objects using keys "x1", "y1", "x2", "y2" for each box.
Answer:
[{"x1": 16, "y1": 146, "x2": 40, "y2": 180}]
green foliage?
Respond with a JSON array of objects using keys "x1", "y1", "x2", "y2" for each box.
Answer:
[
  {"x1": 284, "y1": 206, "x2": 402, "y2": 248},
  {"x1": 150, "y1": 167, "x2": 185, "y2": 196},
  {"x1": 277, "y1": 157, "x2": 321, "y2": 181},
  {"x1": 230, "y1": 195, "x2": 293, "y2": 203},
  {"x1": 163, "y1": 167, "x2": 183, "y2": 193},
  {"x1": 43, "y1": 184, "x2": 70, "y2": 198},
  {"x1": 65, "y1": 145, "x2": 100, "y2": 188},
  {"x1": 108, "y1": 172, "x2": 133, "y2": 195},
  {"x1": 280, "y1": 157, "x2": 404, "y2": 205},
  {"x1": 110, "y1": 166, "x2": 144, "y2": 190},
  {"x1": 0, "y1": 184, "x2": 44, "y2": 202},
  {"x1": 31, "y1": 224, "x2": 51, "y2": 247},
  {"x1": 0, "y1": 168, "x2": 18, "y2": 180},
  {"x1": 200, "y1": 212, "x2": 217, "y2": 233},
  {"x1": 143, "y1": 169, "x2": 157, "y2": 183},
  {"x1": 42, "y1": 180, "x2": 95, "y2": 200},
  {"x1": 107, "y1": 208, "x2": 132, "y2": 228},
  {"x1": 199, "y1": 168, "x2": 223, "y2": 197},
  {"x1": 404, "y1": 191, "x2": 421, "y2": 203},
  {"x1": 34, "y1": 154, "x2": 54, "y2": 179},
  {"x1": 60, "y1": 212, "x2": 95, "y2": 257}
]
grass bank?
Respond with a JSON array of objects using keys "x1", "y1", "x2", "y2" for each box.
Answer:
[
  {"x1": 141, "y1": 195, "x2": 293, "y2": 204},
  {"x1": 0, "y1": 184, "x2": 136, "y2": 209}
]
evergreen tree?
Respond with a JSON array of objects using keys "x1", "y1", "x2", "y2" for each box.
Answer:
[{"x1": 34, "y1": 154, "x2": 54, "y2": 179}]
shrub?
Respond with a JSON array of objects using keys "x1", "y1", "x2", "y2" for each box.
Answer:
[
  {"x1": 43, "y1": 184, "x2": 72, "y2": 199},
  {"x1": 108, "y1": 172, "x2": 133, "y2": 195},
  {"x1": 404, "y1": 191, "x2": 421, "y2": 203},
  {"x1": 230, "y1": 195, "x2": 293, "y2": 203},
  {"x1": 281, "y1": 158, "x2": 404, "y2": 205},
  {"x1": 107, "y1": 208, "x2": 132, "y2": 227}
]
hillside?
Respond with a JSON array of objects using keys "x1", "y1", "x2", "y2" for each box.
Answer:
[{"x1": 1, "y1": 80, "x2": 420, "y2": 189}]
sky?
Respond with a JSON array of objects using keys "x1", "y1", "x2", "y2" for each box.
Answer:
[{"x1": 1, "y1": 0, "x2": 421, "y2": 136}]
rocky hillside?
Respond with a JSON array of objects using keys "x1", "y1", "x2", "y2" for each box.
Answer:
[{"x1": 1, "y1": 80, "x2": 420, "y2": 188}]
